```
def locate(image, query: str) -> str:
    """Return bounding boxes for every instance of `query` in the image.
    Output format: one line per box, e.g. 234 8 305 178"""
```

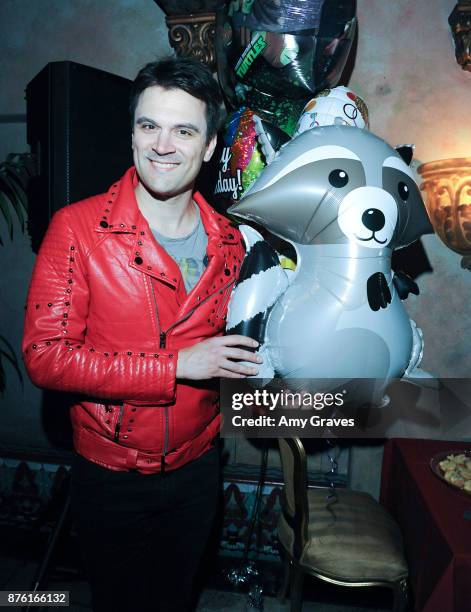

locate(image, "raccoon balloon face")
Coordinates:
228 125 433 250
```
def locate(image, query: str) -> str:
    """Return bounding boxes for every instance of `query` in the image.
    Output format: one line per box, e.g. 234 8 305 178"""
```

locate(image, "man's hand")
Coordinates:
176 335 262 380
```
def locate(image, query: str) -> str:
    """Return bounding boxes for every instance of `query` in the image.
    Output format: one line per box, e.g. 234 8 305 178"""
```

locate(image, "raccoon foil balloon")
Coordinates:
226 125 434 402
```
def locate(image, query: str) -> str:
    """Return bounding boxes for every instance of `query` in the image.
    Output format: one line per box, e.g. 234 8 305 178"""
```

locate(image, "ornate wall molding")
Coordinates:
165 13 216 70
418 158 471 256
154 2 217 70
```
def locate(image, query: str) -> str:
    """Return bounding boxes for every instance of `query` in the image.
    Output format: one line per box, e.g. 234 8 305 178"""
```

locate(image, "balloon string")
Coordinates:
225 441 268 610
325 438 339 518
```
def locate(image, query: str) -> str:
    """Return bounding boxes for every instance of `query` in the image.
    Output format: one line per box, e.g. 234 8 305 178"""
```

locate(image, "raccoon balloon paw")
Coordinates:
393 271 420 299
367 272 392 311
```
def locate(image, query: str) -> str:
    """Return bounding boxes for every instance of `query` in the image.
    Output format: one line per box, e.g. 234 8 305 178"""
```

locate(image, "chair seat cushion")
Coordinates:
278 488 408 583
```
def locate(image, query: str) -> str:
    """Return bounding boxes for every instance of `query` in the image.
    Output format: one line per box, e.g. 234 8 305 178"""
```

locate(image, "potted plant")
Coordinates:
0 152 35 392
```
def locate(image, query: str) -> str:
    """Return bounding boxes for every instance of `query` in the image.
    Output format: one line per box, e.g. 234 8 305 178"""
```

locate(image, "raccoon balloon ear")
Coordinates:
253 114 290 164
395 144 415 166
261 119 290 151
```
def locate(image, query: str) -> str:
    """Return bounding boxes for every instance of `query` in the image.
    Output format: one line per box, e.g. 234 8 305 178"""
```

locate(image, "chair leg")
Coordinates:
392 577 409 612
290 563 304 612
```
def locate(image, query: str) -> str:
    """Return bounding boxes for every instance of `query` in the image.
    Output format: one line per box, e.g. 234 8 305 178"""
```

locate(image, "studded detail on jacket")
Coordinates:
22 167 244 473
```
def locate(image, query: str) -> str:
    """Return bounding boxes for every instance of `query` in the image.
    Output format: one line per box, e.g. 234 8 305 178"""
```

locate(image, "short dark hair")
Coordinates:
130 56 223 143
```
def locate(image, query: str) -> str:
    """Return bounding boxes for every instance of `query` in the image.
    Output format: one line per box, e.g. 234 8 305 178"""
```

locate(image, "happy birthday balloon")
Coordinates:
213 107 290 214
216 0 357 135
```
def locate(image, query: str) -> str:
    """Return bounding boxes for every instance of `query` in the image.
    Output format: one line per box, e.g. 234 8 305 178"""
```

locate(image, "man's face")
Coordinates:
132 85 217 199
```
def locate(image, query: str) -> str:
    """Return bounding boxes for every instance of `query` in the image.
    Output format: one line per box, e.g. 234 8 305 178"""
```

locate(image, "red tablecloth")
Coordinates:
381 439 471 612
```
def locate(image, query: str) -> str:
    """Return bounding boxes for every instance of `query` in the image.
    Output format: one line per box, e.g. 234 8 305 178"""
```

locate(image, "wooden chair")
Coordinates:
277 438 409 612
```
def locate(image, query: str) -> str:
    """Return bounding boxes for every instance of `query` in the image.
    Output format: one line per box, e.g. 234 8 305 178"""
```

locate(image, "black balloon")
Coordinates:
216 0 357 135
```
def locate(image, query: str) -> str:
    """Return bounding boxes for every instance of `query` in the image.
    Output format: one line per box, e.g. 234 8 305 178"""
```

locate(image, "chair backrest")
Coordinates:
278 437 309 558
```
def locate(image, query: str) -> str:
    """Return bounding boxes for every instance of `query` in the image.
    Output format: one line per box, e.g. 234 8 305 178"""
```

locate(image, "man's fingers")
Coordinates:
221 359 259 376
177 335 263 380
218 369 247 379
223 347 262 363
221 335 259 348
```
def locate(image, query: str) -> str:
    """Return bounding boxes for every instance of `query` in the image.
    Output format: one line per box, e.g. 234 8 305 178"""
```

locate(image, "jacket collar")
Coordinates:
94 167 240 292
95 166 238 243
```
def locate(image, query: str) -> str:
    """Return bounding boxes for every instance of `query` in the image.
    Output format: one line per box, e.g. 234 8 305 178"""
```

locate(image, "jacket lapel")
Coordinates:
93 167 241 313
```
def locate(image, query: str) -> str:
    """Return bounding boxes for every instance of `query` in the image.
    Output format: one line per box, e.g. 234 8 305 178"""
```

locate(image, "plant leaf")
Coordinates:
0 335 24 390
0 350 24 388
0 170 20 198
0 191 14 239
0 173 26 230
0 362 5 394
3 170 27 209
4 154 36 184
0 334 18 358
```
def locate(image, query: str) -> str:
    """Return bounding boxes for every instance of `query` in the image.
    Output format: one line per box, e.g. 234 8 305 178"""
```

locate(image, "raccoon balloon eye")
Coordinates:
398 181 409 201
329 169 349 188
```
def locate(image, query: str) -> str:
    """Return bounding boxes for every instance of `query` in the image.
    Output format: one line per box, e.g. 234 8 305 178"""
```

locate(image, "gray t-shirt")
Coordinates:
152 206 208 293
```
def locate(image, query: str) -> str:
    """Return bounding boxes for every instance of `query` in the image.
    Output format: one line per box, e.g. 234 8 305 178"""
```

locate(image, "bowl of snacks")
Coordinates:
430 450 471 495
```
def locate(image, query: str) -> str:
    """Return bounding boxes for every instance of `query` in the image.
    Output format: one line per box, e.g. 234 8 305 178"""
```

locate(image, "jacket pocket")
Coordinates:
95 402 122 436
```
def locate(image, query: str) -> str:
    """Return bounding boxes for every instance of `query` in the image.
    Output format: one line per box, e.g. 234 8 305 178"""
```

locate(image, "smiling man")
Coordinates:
22 57 262 612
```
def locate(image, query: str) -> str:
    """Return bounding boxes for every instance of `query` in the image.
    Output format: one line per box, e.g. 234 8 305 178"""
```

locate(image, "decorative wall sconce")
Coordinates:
154 1 219 70
449 1 471 71
418 158 471 270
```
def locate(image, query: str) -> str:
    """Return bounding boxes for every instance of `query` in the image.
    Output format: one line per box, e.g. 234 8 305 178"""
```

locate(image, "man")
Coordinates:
22 57 262 612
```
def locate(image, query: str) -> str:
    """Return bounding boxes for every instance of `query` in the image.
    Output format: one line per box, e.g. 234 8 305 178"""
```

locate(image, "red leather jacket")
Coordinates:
22 167 244 473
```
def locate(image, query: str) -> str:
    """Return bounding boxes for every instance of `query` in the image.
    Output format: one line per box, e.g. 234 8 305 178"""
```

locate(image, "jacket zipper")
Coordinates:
152 278 235 347
114 404 125 441
150 277 235 472
150 281 169 472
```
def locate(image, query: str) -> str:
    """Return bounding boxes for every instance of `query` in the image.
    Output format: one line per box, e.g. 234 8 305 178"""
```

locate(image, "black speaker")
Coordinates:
26 61 133 251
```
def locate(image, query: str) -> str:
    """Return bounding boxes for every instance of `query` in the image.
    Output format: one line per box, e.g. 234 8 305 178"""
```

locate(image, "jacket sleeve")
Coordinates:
22 206 177 405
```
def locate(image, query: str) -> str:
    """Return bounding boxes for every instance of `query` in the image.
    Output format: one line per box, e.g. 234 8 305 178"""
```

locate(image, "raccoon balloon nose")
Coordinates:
362 208 385 232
